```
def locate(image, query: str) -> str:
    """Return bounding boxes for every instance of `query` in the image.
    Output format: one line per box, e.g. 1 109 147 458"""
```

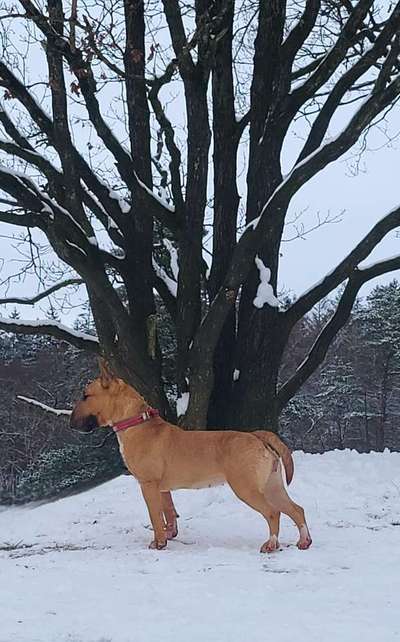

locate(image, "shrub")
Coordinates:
13 438 125 503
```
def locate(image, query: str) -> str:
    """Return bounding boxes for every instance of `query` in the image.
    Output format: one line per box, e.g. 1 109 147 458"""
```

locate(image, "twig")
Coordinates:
16 395 72 416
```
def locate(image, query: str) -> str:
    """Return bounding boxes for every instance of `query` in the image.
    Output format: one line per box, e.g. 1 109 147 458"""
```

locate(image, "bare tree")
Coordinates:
0 0 400 430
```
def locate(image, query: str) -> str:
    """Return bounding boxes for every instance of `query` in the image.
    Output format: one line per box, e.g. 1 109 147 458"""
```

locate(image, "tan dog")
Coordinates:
70 365 312 553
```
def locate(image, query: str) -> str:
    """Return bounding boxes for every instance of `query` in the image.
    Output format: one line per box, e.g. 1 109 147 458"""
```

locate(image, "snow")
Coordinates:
40 203 55 220
244 215 261 232
358 253 400 272
108 189 131 214
1 450 399 642
253 256 280 308
87 235 98 247
65 240 87 256
107 215 120 231
0 163 39 184
176 391 189 417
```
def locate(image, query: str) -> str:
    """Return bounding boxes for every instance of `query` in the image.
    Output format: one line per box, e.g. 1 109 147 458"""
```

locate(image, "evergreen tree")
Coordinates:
353 281 400 450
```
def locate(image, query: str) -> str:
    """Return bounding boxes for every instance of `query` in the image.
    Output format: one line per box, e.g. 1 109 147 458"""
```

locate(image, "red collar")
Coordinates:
112 408 159 433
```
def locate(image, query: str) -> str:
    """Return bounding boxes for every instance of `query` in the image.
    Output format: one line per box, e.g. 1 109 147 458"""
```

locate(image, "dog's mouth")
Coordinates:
70 414 99 433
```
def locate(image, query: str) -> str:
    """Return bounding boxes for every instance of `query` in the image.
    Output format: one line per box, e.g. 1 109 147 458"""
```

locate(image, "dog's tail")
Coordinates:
252 431 294 485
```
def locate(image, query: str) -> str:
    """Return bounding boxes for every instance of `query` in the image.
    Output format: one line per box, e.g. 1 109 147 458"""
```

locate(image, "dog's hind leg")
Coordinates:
140 481 168 550
227 477 281 553
261 508 281 552
264 467 312 550
161 491 179 540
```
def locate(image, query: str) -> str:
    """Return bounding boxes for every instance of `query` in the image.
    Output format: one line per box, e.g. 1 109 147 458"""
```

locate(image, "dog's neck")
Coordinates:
115 388 149 418
110 383 154 436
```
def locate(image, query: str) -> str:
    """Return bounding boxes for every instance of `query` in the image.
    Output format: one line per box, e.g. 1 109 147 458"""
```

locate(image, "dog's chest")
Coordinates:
118 439 125 460
116 435 153 479
117 437 132 469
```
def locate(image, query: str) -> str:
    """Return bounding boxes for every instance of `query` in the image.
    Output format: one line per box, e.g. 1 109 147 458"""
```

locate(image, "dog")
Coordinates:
70 362 312 553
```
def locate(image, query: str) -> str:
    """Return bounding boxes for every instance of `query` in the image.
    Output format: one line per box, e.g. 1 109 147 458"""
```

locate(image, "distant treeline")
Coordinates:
0 280 399 503
280 280 400 453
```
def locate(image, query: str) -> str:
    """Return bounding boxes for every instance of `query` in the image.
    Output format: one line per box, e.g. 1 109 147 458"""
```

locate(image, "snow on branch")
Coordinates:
134 171 175 213
186 77 400 406
16 395 71 417
285 204 400 325
0 316 99 353
0 164 87 238
357 255 400 281
251 75 400 240
152 257 177 297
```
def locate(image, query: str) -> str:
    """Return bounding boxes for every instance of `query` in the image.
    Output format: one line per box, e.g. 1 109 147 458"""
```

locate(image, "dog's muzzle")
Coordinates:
70 412 99 433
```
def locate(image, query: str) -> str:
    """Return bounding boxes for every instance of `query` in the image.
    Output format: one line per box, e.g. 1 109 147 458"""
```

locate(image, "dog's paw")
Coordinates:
260 535 280 553
296 536 312 550
148 539 167 550
166 524 178 540
297 525 312 550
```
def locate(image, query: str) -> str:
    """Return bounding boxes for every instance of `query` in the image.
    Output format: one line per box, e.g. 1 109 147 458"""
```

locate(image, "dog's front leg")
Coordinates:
140 481 167 550
161 491 179 540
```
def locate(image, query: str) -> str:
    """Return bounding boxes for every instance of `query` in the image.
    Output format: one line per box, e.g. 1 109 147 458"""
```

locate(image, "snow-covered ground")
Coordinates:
1 450 400 642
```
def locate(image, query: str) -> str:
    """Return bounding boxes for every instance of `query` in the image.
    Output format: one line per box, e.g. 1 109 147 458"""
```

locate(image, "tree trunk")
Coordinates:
207 1 239 428
232 305 286 431
377 355 392 452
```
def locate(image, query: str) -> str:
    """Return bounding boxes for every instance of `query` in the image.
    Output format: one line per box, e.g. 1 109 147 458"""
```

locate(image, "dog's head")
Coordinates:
70 360 126 433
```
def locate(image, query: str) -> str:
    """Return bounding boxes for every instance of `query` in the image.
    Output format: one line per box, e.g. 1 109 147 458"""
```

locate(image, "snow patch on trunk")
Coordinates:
253 256 280 309
176 392 189 417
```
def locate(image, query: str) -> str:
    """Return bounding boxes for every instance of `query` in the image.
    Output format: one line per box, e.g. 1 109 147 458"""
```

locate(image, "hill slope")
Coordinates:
1 450 400 642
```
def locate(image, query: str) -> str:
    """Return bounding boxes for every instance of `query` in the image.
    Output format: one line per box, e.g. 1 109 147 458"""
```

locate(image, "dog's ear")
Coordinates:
98 358 115 388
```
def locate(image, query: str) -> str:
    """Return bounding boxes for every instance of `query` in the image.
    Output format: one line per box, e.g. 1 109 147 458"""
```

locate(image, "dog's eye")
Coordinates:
82 393 89 401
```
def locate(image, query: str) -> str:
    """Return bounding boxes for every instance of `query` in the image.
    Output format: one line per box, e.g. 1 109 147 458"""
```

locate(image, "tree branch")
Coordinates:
0 166 50 225
0 278 83 306
0 316 99 353
277 254 400 409
6 4 179 232
16 395 71 416
282 0 321 68
161 0 196 79
287 0 376 113
184 74 400 422
285 204 400 326
296 3 400 162
18 0 132 177
148 62 184 213
0 68 130 231
0 136 126 249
